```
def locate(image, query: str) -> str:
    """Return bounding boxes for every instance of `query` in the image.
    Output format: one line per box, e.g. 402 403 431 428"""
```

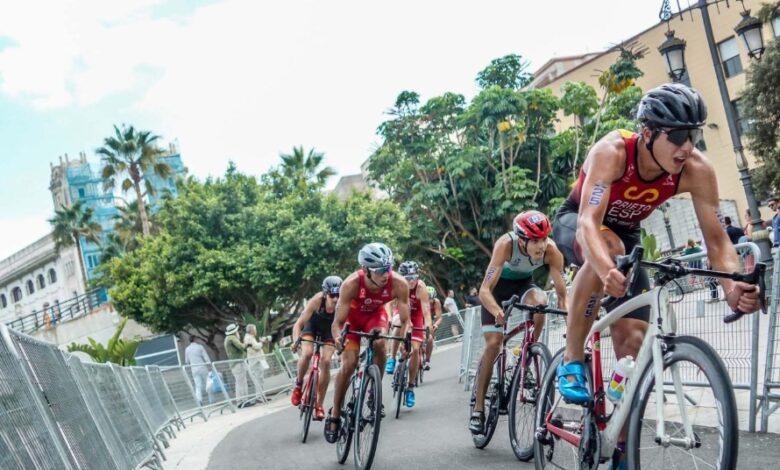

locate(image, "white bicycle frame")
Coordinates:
585 284 694 460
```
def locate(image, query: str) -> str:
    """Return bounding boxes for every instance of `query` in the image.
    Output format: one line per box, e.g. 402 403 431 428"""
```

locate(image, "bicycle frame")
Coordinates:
301 339 322 410
545 285 682 460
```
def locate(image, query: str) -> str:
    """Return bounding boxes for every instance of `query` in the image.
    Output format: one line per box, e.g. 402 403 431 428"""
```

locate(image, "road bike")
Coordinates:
533 246 766 469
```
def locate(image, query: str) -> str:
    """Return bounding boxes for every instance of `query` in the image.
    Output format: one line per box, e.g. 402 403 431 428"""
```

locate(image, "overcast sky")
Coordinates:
0 0 664 259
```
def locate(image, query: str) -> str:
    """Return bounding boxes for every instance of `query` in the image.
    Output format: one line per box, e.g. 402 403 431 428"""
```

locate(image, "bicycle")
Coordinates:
335 327 409 469
417 329 430 386
533 246 766 469
469 296 567 461
295 337 327 444
391 326 427 418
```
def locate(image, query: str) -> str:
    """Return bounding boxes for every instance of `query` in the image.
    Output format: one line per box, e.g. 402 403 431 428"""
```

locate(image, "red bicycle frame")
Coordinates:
300 340 322 412
544 330 607 447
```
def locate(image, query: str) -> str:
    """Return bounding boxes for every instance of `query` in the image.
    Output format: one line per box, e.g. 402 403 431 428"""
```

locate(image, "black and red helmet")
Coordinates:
513 211 551 240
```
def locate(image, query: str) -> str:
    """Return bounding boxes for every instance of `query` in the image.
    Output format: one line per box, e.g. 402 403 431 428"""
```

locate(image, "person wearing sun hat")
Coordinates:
224 323 249 405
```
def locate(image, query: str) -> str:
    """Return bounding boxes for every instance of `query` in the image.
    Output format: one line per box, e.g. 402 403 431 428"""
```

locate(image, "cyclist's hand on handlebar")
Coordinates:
291 339 300 353
726 281 760 314
493 309 505 326
603 267 628 298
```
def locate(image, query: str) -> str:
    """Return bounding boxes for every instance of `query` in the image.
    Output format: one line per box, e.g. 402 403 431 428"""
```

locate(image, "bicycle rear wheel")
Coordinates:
336 377 356 464
394 361 407 419
509 342 551 461
534 349 590 470
470 361 499 449
626 335 738 470
418 349 425 385
301 370 317 443
354 365 382 469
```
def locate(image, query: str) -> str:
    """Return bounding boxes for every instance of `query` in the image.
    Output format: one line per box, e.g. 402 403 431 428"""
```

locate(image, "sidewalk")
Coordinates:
163 398 290 469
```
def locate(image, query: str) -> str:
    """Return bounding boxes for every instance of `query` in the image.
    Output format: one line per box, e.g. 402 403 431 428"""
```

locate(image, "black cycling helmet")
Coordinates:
322 275 342 295
636 83 707 129
398 261 420 276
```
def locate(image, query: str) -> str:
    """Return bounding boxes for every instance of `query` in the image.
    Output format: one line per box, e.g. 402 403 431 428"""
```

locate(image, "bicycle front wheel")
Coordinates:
394 361 407 419
509 342 551 461
354 365 382 470
301 370 317 443
626 335 738 470
336 376 356 464
470 360 500 449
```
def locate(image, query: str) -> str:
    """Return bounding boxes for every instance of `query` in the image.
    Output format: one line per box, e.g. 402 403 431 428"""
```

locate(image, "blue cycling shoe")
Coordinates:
404 388 416 408
607 448 626 470
385 357 396 374
557 360 590 404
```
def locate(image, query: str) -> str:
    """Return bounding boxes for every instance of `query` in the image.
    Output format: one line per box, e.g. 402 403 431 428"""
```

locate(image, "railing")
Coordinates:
4 287 109 335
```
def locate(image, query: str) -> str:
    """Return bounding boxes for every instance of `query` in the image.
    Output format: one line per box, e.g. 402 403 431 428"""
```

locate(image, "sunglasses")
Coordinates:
660 127 703 146
368 266 392 274
327 293 339 299
404 275 419 281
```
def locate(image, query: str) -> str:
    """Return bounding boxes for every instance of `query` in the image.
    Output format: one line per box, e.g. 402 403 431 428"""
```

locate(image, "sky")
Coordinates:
0 0 664 260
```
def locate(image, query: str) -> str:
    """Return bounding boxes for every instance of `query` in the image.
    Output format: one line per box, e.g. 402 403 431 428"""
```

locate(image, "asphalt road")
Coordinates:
207 344 780 470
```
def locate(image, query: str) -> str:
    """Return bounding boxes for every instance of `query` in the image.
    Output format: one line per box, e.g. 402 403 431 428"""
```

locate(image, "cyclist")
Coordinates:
552 83 760 467
324 243 411 443
469 210 568 434
385 261 433 408
424 285 443 371
290 275 342 420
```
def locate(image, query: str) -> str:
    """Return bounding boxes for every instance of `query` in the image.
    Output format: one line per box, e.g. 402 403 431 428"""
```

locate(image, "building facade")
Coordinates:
533 1 779 228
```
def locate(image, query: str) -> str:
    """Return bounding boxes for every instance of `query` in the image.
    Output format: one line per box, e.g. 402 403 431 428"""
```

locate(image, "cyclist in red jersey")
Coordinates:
552 84 760 468
384 261 432 408
290 275 342 420
324 243 411 443
424 286 443 371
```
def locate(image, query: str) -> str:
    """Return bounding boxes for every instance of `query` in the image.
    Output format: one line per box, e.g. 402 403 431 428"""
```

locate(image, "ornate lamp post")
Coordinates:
657 0 771 263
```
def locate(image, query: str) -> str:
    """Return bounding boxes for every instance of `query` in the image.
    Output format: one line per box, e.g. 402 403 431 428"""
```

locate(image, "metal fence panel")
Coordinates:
433 310 464 344
82 362 159 469
0 326 70 470
762 247 780 432
114 366 169 441
131 367 175 436
147 365 185 429
160 365 207 422
7 329 118 470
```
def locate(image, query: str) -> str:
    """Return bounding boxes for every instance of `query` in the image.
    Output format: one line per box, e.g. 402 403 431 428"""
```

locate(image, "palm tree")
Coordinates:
49 201 102 287
279 146 336 192
113 200 145 251
66 317 140 366
96 124 171 236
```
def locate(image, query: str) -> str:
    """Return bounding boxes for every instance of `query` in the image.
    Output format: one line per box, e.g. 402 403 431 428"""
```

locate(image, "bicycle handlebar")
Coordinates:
606 246 767 324
500 295 568 317
337 325 411 355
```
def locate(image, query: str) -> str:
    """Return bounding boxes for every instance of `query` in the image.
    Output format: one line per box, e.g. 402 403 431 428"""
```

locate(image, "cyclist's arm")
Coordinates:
292 293 320 343
546 242 568 311
478 234 512 318
576 133 626 280
332 275 358 343
393 274 411 327
418 281 433 330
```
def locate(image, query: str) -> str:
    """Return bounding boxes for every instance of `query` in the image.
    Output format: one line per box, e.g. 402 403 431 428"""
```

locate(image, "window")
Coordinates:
26 280 34 295
732 99 753 136
48 268 58 284
11 287 22 303
0 294 6 308
77 187 85 198
773 15 780 38
718 37 743 78
37 274 46 289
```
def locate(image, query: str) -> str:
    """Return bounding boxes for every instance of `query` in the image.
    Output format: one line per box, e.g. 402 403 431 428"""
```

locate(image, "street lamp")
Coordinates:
657 0 771 263
660 202 677 251
658 30 687 82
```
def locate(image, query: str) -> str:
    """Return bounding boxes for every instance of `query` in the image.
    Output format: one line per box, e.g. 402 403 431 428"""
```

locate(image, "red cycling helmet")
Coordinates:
513 210 551 240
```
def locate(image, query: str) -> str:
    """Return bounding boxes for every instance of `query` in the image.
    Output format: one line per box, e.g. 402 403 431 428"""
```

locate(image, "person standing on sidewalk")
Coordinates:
185 336 212 406
224 323 250 407
444 289 461 338
244 324 270 393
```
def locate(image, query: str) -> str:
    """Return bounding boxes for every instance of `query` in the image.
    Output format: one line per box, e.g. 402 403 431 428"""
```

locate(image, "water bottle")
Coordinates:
606 356 635 403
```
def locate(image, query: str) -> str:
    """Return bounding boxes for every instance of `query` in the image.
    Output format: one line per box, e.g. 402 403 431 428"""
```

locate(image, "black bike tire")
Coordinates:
470 361 499 449
625 335 739 470
508 342 552 461
533 348 591 470
354 364 382 470
301 370 317 443
395 361 406 419
336 375 355 464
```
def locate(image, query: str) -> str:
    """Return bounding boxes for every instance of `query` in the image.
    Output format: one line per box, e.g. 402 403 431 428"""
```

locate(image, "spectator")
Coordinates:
185 336 212 406
723 216 744 245
768 198 780 248
443 289 462 339
682 239 703 269
244 324 270 392
224 323 250 406
464 287 481 307
742 209 753 241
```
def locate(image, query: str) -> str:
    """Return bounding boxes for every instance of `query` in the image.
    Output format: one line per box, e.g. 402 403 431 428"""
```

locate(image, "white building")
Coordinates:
0 233 85 325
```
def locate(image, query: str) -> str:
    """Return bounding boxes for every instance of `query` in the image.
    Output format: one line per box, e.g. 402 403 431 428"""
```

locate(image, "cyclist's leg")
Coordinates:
364 310 390 377
425 335 433 367
474 330 502 413
331 346 358 421
408 333 423 386
520 287 547 342
386 313 401 374
296 339 315 385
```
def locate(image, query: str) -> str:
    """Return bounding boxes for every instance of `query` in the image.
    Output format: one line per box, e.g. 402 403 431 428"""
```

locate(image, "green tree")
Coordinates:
49 200 102 286
97 124 172 236
559 81 599 179
103 164 406 355
265 146 336 196
591 44 646 144
741 31 780 196
67 317 140 366
476 54 533 90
